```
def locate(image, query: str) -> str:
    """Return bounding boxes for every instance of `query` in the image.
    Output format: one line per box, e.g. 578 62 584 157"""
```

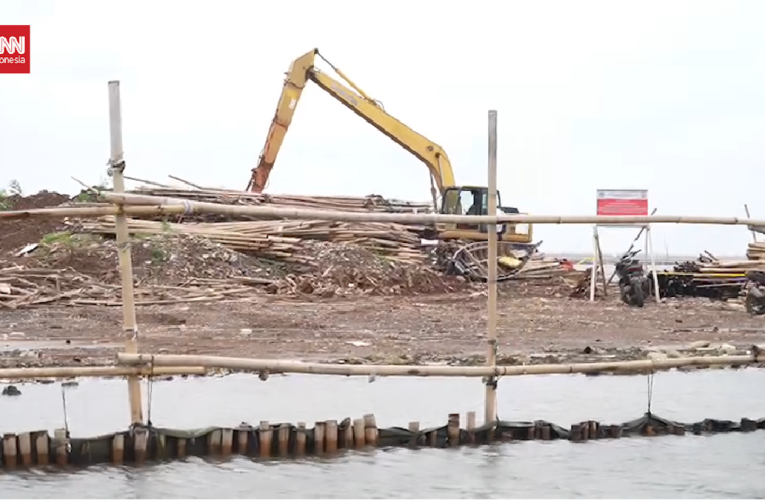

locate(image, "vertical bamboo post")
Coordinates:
341 418 353 449
408 421 420 448
108 80 143 425
485 109 499 426
466 411 476 445
33 431 49 466
353 419 366 448
447 413 461 446
363 414 378 447
3 434 17 468
111 434 125 464
53 428 68 466
18 432 31 466
236 425 250 455
206 429 222 455
295 422 306 456
259 421 272 458
221 428 234 456
277 424 290 457
133 428 149 465
325 420 338 453
314 421 325 455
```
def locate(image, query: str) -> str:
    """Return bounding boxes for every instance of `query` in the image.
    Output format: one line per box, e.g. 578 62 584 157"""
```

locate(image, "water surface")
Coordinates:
2 369 764 498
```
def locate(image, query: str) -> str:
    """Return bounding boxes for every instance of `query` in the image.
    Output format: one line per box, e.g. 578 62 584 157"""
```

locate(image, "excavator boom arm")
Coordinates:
247 49 456 193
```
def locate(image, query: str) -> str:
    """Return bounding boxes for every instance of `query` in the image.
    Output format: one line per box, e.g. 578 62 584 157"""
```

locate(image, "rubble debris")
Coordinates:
0 184 584 308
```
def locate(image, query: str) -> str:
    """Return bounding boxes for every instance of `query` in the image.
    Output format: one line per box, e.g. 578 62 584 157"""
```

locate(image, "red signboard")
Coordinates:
596 189 648 216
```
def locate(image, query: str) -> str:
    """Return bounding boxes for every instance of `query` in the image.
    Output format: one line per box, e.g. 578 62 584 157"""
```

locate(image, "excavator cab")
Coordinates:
439 186 532 243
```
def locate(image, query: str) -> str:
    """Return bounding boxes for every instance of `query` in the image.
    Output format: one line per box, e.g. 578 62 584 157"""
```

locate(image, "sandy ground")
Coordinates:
2 290 764 370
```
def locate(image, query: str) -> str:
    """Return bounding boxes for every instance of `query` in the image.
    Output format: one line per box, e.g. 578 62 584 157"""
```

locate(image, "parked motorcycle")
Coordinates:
615 249 650 308
744 270 765 316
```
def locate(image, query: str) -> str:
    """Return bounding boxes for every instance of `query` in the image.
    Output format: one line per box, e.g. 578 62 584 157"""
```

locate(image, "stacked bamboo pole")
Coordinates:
78 216 426 264
131 185 433 214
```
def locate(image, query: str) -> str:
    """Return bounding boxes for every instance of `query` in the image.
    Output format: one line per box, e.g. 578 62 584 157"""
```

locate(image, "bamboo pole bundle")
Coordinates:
117 351 765 377
77 216 426 264
131 185 433 214
747 242 765 261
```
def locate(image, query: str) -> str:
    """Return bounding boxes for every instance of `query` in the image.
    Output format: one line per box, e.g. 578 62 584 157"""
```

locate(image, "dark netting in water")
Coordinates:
2 412 764 470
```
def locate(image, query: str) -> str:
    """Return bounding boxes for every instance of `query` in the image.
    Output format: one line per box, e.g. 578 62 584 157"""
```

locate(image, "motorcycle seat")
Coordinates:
745 269 765 285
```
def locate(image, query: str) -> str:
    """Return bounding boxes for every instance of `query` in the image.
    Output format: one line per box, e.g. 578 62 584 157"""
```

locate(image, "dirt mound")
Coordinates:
15 233 467 300
281 241 469 297
31 232 279 286
0 190 72 256
3 191 71 211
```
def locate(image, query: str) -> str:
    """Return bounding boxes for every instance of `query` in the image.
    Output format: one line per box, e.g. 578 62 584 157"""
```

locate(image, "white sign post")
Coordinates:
590 189 660 303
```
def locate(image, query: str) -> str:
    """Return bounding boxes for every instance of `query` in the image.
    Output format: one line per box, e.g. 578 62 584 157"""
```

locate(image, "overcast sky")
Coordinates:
1 0 763 255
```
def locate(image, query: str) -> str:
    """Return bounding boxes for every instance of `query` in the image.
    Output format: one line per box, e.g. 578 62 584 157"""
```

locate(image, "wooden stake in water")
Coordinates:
485 110 499 425
108 80 143 425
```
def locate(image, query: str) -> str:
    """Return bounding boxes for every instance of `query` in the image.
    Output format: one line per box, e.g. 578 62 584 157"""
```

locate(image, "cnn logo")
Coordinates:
0 25 30 74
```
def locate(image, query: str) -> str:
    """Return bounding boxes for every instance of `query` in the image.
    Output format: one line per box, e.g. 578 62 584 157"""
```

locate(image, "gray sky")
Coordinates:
1 0 763 256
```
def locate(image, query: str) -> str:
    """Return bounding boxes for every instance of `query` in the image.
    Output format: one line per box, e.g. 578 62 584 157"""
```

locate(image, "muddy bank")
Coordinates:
1 293 763 373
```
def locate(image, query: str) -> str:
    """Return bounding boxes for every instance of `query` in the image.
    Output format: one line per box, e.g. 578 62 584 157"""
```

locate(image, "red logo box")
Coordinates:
0 25 30 74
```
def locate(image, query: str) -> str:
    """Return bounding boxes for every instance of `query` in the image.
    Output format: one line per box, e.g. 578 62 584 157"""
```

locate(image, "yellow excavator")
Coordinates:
246 48 533 244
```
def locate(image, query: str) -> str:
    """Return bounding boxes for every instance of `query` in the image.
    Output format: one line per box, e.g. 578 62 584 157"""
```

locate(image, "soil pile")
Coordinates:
0 191 72 256
31 232 279 286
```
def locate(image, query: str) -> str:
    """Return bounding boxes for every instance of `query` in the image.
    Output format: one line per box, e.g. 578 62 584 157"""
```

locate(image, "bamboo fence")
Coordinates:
3 411 763 470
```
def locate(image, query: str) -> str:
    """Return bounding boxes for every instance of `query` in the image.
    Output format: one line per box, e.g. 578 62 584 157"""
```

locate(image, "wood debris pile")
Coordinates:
2 230 469 308
0 263 270 309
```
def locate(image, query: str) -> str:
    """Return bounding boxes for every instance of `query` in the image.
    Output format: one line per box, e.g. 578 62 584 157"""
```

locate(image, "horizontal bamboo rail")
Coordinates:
1 411 763 470
0 366 207 380
3 194 765 227
117 351 765 377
